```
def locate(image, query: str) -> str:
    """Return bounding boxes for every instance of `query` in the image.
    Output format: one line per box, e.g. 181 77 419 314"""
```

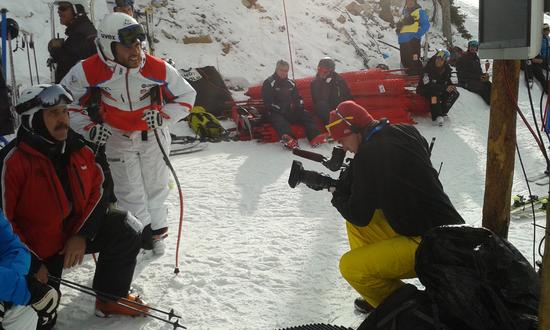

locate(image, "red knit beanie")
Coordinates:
326 101 374 141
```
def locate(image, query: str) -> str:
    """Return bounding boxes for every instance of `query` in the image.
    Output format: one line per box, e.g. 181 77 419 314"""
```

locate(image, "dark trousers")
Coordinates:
399 38 423 75
269 109 321 141
314 101 331 125
461 79 492 105
38 210 141 329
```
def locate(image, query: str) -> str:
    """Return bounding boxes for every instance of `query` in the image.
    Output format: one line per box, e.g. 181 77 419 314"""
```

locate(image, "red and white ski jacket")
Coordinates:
61 51 196 136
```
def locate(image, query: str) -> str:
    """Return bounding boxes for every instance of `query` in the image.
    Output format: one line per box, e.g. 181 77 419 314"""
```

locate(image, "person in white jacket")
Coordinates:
61 13 196 255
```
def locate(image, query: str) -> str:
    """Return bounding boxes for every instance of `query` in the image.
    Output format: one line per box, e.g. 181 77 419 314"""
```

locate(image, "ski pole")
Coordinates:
49 278 187 329
377 39 400 51
30 33 39 84
1 8 7 79
22 33 33 85
47 275 182 320
149 87 185 274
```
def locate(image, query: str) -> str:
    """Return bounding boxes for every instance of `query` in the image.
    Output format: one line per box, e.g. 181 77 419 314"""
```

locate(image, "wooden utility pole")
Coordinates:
440 0 452 46
482 60 520 239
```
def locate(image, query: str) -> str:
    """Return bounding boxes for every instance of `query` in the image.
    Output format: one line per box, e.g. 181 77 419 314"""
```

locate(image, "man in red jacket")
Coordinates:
0 84 145 329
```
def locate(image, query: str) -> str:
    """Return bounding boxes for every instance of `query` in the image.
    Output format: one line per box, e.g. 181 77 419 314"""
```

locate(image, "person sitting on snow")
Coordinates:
416 49 459 126
0 84 146 329
261 60 327 149
47 0 97 83
61 13 196 255
310 57 353 125
522 23 550 94
1 211 59 330
326 100 464 314
456 40 492 105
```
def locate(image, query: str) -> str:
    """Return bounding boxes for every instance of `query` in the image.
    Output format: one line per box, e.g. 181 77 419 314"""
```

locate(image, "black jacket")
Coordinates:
456 51 483 83
417 56 453 97
261 73 303 113
332 121 464 236
310 71 352 112
0 64 14 135
50 15 97 83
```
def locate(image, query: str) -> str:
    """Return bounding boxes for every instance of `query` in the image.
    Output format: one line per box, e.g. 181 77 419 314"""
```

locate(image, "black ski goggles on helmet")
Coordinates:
118 24 146 48
16 85 74 114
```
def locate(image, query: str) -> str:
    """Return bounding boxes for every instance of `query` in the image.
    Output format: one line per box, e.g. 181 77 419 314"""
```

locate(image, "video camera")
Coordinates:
288 146 350 192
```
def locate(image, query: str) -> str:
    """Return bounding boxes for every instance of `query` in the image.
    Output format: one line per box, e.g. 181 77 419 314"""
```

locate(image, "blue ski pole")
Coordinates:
1 8 7 80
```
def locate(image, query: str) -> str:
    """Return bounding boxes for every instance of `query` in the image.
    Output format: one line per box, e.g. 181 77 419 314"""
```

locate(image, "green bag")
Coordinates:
187 106 224 139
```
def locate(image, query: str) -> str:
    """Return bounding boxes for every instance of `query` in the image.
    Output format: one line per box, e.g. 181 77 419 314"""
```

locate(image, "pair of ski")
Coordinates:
510 194 548 218
170 135 207 156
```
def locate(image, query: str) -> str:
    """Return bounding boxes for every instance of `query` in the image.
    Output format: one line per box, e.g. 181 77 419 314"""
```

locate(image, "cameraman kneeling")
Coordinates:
326 101 464 313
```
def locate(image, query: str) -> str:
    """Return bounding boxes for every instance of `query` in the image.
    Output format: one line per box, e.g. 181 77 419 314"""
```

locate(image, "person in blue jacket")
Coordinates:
396 0 430 75
0 212 59 329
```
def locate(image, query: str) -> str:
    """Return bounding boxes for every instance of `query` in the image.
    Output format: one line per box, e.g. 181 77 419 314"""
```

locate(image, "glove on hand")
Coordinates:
47 38 65 59
143 110 163 129
27 276 59 325
88 124 112 146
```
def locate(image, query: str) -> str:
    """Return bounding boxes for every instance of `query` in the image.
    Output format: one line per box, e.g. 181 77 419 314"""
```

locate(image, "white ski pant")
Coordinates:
1 306 38 330
106 128 171 231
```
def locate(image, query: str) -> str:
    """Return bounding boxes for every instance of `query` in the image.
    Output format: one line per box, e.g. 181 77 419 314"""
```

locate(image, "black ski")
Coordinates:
170 143 207 156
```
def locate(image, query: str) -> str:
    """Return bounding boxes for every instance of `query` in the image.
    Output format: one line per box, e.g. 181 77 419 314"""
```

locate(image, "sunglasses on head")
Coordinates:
16 85 74 115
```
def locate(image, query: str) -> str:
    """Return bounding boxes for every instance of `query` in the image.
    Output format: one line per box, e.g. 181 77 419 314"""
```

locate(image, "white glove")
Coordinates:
143 110 164 129
88 124 112 146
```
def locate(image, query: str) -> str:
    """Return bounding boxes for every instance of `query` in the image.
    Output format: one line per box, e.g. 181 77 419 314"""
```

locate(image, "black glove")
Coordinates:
395 21 403 33
27 276 59 325
47 38 64 59
335 162 354 197
141 224 153 250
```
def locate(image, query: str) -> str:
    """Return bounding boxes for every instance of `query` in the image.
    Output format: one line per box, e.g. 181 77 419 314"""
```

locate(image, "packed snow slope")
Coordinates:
1 0 548 329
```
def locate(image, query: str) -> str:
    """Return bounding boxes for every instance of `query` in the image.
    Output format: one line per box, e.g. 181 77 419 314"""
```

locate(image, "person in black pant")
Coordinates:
310 57 353 125
262 60 326 149
417 49 459 126
0 64 14 137
456 40 492 105
48 1 97 83
0 84 147 329
396 0 430 75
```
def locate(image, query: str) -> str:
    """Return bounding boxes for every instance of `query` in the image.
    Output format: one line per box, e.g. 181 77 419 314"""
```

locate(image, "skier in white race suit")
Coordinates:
61 13 196 255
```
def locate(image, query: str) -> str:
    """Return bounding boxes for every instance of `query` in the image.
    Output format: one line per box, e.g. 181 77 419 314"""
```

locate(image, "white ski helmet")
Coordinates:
53 0 90 16
16 84 74 129
97 12 145 61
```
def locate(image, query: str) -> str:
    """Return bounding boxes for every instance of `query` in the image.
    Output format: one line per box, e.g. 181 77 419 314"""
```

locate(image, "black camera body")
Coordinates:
288 146 351 192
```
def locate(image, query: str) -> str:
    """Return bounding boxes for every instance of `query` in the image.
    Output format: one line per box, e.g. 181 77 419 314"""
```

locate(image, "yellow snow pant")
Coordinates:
339 209 421 308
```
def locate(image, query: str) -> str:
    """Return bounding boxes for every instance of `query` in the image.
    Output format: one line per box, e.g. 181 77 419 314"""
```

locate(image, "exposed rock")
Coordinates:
222 42 232 55
336 15 346 24
161 29 176 40
345 1 363 16
183 35 213 44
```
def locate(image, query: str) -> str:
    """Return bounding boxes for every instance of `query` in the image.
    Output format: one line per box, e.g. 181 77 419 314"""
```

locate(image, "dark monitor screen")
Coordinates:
480 0 531 49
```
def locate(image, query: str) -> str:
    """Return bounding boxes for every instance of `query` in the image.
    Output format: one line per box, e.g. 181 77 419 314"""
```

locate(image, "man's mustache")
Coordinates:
54 123 69 131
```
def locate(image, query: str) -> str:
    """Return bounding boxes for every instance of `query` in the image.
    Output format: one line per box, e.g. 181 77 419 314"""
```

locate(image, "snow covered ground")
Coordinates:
1 0 548 329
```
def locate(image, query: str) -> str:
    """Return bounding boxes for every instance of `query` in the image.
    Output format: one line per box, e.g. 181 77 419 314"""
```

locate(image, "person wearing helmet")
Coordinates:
0 211 60 330
325 100 464 313
106 0 134 16
47 0 97 83
456 40 492 105
61 13 196 256
416 49 459 126
310 57 352 125
261 60 327 149
0 84 146 327
523 23 550 93
395 0 430 75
